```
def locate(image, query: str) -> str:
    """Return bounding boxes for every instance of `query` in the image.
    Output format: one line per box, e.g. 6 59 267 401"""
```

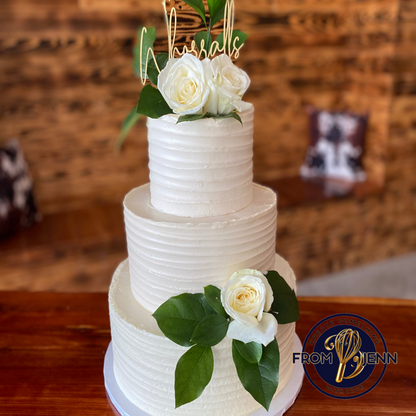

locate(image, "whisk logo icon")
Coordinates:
296 313 397 399
325 328 365 383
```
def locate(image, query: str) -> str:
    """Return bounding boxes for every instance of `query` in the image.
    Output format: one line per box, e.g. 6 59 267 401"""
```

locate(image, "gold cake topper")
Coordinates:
116 0 249 148
140 0 244 85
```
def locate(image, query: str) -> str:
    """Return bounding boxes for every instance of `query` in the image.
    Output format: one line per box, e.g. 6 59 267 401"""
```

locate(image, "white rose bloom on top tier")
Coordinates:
205 54 251 115
157 53 251 116
151 54 254 217
158 54 211 115
221 269 278 346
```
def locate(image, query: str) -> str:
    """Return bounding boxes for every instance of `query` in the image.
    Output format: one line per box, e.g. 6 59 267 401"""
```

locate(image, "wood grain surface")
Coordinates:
0 176 382 293
0 203 127 292
0 291 414 415
0 0 398 211
1 0 416 282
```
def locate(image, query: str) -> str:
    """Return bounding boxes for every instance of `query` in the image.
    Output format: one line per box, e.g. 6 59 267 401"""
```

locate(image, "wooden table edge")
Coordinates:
298 296 416 306
1 291 415 307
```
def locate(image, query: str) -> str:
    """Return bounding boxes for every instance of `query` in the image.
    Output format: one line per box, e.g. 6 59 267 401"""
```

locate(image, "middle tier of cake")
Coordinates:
124 183 278 313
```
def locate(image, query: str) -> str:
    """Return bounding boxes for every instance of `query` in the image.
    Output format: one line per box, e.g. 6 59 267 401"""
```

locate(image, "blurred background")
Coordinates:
0 0 415 298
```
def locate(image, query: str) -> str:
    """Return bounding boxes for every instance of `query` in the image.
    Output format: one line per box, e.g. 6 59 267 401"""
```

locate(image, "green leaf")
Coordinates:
232 338 280 411
233 340 263 364
195 31 212 58
182 0 207 25
147 52 169 85
215 30 247 51
177 114 206 124
153 293 215 347
208 0 227 27
133 26 156 79
221 112 242 124
191 314 229 346
208 112 242 124
136 84 173 119
177 112 243 125
115 105 141 151
175 345 214 408
204 285 228 318
265 270 299 324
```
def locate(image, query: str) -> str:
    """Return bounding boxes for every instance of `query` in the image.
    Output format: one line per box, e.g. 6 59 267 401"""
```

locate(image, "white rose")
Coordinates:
205 54 251 115
221 269 277 346
158 54 211 115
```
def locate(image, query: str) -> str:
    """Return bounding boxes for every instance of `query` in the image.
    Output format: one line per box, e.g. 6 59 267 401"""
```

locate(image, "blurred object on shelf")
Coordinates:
0 139 41 240
300 107 368 183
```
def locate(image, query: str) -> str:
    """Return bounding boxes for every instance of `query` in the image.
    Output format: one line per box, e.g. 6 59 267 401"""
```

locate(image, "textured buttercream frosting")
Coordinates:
124 182 277 314
147 106 254 217
109 255 296 416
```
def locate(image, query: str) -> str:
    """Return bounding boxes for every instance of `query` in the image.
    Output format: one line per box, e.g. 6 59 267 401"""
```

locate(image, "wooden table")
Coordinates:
0 292 415 415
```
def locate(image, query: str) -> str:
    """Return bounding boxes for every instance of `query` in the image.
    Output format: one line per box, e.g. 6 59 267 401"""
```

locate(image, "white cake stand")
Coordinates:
104 334 304 416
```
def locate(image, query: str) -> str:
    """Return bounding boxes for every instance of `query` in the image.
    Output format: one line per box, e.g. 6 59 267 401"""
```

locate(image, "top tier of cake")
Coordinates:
147 106 254 218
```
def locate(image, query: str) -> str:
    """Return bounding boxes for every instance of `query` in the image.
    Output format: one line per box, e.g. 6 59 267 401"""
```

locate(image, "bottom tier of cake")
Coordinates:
109 255 296 416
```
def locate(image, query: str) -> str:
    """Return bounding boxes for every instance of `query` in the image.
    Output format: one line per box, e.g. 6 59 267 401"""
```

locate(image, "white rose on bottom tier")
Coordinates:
221 269 278 346
205 54 251 115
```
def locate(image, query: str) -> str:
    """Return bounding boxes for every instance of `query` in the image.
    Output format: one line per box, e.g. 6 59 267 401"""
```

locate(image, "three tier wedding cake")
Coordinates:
108 1 299 415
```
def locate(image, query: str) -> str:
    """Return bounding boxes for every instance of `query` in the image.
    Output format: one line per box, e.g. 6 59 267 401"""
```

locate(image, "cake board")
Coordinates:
104 334 304 416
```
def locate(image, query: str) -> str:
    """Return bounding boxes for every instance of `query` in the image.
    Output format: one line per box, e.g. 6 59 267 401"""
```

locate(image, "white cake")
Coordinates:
124 182 276 313
109 105 296 415
109 256 296 416
147 106 254 217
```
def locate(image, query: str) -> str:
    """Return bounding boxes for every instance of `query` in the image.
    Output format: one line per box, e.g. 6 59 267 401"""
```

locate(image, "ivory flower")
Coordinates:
158 53 211 115
205 54 251 115
221 269 277 346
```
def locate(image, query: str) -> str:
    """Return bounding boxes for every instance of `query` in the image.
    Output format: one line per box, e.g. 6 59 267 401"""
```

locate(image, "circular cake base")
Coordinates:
104 334 304 416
